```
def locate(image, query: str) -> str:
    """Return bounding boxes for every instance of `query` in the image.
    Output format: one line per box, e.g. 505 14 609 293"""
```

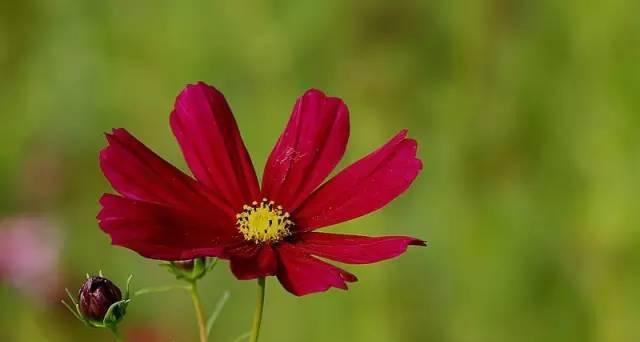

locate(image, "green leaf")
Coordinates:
206 257 219 272
206 290 230 336
61 299 83 322
124 274 133 300
64 288 78 306
133 284 189 297
232 332 251 342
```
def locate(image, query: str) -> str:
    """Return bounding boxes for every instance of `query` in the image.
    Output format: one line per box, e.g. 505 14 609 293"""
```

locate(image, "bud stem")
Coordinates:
189 282 208 342
109 325 123 342
249 277 266 342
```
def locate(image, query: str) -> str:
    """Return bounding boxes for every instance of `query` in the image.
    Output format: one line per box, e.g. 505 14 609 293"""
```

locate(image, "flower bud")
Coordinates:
78 276 122 322
172 258 197 271
166 257 216 282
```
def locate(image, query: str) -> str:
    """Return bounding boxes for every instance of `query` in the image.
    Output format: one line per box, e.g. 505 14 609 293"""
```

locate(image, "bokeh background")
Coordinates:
1 1 639 341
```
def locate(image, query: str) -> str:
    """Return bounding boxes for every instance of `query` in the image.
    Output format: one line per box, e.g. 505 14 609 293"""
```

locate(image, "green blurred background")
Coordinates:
1 1 639 341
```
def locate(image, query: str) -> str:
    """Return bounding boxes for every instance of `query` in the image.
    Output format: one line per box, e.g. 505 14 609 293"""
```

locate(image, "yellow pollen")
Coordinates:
236 198 294 243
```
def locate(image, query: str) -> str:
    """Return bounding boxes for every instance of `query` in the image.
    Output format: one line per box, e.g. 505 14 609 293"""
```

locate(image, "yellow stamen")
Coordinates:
237 198 293 243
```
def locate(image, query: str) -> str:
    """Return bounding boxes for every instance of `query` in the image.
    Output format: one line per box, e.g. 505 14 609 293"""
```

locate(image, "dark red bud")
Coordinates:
78 276 122 321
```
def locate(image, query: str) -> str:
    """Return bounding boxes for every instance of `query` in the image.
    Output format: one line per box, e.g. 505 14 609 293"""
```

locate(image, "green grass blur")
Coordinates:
1 1 639 341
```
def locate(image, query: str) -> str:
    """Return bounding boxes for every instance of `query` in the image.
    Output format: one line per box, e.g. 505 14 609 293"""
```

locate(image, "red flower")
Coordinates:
98 82 424 296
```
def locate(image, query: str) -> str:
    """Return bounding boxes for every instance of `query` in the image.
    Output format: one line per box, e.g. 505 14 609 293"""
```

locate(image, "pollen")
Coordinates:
236 198 294 243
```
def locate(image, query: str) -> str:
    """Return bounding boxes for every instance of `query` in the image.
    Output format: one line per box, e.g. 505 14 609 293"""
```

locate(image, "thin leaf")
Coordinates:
133 285 189 297
65 288 78 306
125 274 134 299
206 257 219 272
232 332 251 342
206 291 230 336
61 300 82 321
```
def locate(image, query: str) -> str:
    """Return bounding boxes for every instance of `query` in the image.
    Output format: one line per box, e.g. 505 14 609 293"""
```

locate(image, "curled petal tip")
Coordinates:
302 88 326 97
410 239 427 247
341 272 358 283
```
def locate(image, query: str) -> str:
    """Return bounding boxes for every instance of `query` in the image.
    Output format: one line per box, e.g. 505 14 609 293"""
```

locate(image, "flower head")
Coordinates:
98 82 424 296
63 274 132 329
79 276 123 321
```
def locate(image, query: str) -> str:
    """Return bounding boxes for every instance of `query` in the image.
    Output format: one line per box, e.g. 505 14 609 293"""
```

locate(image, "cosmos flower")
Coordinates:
98 82 424 296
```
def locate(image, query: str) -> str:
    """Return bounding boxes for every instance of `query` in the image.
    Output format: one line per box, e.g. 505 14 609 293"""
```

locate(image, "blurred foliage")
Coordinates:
1 0 640 341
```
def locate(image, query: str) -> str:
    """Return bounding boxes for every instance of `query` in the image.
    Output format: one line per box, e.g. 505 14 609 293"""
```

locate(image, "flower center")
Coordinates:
236 198 293 243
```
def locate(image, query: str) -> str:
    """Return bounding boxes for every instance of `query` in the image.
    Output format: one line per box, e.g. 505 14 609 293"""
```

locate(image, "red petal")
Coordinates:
293 232 425 264
170 82 259 211
98 194 237 260
294 130 422 231
261 89 349 212
229 245 278 280
276 243 357 296
99 128 232 215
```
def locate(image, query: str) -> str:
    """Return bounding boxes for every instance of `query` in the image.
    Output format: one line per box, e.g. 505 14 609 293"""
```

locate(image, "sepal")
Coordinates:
162 257 218 283
101 298 131 327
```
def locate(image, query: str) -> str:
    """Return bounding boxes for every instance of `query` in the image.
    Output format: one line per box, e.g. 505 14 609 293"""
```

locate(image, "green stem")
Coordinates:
189 282 208 342
249 277 266 342
133 284 190 297
109 325 123 342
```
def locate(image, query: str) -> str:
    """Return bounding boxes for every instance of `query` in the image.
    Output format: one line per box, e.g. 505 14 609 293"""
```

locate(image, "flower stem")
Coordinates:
189 282 208 342
109 325 123 342
249 277 266 342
